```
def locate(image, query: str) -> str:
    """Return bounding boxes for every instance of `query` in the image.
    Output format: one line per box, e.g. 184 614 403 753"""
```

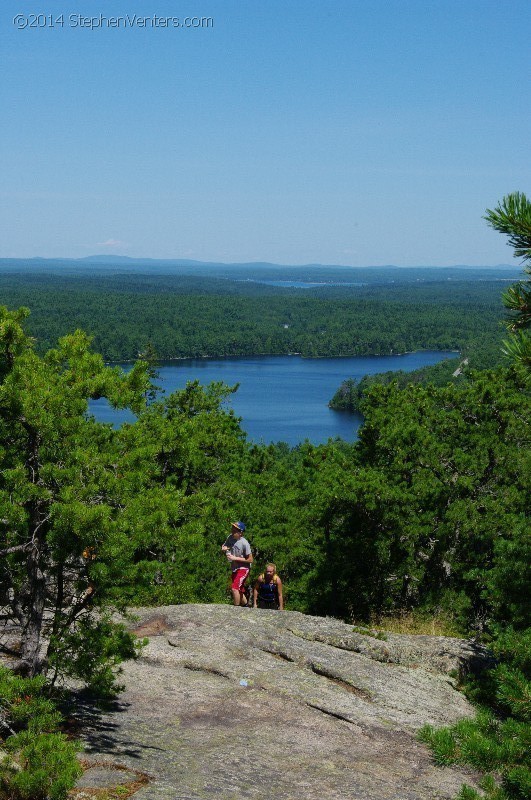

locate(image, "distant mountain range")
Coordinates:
1 255 520 270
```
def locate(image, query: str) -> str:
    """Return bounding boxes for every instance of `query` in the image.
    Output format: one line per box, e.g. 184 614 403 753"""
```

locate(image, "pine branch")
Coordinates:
0 542 32 556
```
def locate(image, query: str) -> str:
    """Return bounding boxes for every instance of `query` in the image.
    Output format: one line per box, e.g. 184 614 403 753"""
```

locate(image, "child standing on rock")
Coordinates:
221 521 253 606
253 563 283 610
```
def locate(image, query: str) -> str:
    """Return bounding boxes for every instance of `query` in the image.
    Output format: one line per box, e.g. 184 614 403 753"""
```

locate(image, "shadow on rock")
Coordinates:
61 689 165 760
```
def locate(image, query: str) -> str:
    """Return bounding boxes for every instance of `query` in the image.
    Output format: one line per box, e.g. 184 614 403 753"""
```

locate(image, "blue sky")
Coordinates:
1 0 530 265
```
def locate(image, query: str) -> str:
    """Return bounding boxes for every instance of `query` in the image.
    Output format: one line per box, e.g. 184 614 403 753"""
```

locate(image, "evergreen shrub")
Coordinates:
0 666 82 800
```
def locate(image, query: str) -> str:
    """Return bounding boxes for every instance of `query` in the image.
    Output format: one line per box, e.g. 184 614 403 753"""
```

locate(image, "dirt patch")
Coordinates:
130 614 172 637
71 760 149 799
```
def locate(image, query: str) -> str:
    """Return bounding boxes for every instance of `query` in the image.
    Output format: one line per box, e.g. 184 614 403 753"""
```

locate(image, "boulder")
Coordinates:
74 605 485 799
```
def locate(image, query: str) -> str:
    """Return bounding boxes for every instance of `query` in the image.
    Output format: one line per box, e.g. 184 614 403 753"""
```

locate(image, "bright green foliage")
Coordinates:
417 527 530 799
420 710 530 772
502 331 531 370
494 664 531 722
47 616 144 697
492 628 531 675
420 698 530 799
0 665 82 800
0 666 60 733
100 380 248 607
485 192 531 263
485 192 531 368
3 733 82 800
305 367 531 627
214 364 530 628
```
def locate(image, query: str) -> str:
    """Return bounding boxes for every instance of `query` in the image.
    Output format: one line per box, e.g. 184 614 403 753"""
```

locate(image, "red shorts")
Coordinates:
231 567 250 591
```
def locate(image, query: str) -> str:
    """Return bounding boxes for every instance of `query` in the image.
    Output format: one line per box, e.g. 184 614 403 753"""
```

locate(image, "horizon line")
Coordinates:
0 255 521 270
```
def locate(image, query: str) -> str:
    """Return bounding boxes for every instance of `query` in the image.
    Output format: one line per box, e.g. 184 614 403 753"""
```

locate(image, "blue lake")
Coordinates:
236 279 367 288
90 351 457 446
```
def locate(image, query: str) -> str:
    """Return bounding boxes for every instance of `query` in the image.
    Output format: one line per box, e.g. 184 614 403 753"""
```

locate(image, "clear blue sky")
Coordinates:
1 0 530 265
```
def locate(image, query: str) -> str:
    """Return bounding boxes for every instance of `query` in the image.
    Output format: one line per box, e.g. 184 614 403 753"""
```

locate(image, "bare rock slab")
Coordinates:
76 605 484 800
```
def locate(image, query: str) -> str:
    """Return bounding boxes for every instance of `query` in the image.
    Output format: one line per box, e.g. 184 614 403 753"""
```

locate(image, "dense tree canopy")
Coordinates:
0 269 508 364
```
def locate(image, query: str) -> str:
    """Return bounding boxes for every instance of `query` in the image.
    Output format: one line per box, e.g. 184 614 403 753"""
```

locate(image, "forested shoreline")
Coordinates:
0 268 509 367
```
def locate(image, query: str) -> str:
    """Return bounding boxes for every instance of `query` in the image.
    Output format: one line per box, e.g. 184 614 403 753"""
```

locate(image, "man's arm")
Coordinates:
227 551 253 565
276 577 284 610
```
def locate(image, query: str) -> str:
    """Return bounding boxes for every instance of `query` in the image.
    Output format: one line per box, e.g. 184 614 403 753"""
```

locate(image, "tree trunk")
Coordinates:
18 543 47 676
12 424 48 676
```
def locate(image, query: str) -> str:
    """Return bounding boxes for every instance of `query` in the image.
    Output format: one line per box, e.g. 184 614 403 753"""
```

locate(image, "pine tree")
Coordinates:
0 307 151 684
484 192 531 368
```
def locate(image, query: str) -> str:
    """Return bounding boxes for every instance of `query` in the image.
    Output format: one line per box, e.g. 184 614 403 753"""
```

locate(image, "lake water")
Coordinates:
237 279 367 288
90 351 457 446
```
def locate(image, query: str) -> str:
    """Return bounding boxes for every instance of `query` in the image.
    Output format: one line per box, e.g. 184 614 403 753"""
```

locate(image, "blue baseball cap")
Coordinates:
232 521 246 532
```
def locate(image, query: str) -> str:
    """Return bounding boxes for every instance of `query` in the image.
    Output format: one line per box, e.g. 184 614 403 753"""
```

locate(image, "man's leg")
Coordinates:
231 568 249 606
239 581 250 606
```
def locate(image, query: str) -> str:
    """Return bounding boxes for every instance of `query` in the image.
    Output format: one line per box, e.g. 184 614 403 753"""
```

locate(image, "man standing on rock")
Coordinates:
221 521 253 606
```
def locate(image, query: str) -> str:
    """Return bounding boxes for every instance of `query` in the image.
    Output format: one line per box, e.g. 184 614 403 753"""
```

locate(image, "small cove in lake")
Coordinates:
90 350 457 446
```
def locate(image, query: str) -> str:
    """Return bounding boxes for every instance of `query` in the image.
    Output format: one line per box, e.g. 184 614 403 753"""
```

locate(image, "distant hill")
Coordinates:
0 255 520 271
0 257 522 293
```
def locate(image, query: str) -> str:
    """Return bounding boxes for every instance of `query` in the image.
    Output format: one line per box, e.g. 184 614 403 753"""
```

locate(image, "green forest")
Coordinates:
0 195 530 800
0 267 513 366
